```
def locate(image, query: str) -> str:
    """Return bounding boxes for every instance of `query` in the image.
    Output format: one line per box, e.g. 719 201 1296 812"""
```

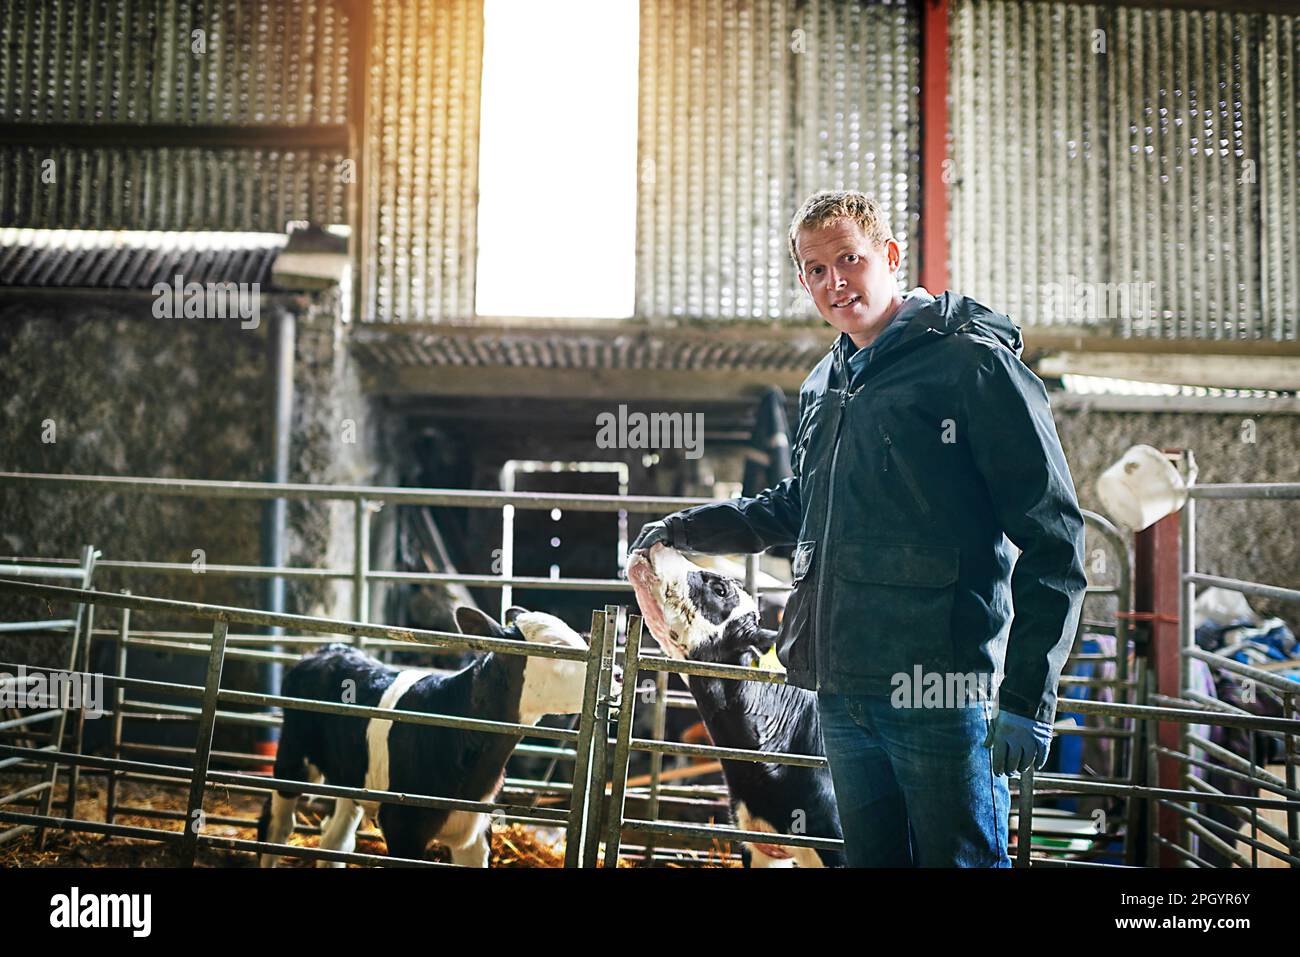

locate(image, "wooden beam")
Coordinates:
352 319 834 349
1025 331 1300 358
1038 352 1300 391
363 364 808 402
0 123 351 150
1049 392 1300 414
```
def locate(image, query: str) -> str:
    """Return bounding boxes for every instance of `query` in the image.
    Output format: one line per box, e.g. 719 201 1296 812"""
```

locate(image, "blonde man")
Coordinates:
631 190 1087 867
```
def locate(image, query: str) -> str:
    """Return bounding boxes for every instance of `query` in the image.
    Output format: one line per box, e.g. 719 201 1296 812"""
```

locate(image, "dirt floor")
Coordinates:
0 774 736 867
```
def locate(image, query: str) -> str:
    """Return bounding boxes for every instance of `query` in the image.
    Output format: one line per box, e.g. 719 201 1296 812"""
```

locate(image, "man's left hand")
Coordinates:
984 709 1054 776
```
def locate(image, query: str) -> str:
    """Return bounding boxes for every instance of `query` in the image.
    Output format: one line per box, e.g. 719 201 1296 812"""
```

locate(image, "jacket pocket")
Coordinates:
792 399 825 480
828 540 960 681
878 425 931 519
775 540 817 676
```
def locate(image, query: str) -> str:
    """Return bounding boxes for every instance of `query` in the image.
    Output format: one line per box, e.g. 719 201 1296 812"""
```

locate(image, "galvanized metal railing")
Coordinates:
0 547 98 851
1165 475 1300 867
2 471 1296 867
0 576 624 867
0 474 1153 866
593 617 1299 868
0 469 736 863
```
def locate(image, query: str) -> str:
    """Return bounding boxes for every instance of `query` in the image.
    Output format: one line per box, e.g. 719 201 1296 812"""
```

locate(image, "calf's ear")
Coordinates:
454 606 506 638
503 605 529 626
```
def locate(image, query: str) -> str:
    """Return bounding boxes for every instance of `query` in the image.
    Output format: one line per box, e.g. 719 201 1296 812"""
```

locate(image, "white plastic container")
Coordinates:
1096 445 1198 531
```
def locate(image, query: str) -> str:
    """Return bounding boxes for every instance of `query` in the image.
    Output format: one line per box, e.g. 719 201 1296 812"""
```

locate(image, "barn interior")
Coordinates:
0 0 1297 884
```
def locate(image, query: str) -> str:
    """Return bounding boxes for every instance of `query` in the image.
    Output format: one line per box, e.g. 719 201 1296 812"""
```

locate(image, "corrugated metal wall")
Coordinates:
1259 12 1299 342
0 148 354 231
2 0 1290 338
950 0 1298 342
636 0 920 321
0 0 354 231
363 0 484 323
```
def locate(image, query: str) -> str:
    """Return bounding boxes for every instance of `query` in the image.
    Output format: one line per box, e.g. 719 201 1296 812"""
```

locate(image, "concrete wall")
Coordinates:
1055 406 1299 628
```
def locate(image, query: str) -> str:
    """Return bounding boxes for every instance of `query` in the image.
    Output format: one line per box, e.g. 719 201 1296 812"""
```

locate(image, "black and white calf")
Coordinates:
627 543 844 867
257 606 588 867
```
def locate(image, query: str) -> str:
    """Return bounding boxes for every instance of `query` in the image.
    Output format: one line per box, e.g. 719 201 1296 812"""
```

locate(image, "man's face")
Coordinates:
796 218 902 347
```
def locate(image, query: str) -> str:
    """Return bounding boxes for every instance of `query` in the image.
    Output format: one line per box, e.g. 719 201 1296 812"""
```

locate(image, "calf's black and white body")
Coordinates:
257 606 588 867
627 543 844 867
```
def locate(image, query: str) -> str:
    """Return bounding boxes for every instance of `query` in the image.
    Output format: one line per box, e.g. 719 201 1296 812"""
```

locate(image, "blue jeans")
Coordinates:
817 692 1011 867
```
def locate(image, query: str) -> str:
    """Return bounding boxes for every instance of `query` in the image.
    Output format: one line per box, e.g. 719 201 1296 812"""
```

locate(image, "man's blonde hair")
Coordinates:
788 190 894 274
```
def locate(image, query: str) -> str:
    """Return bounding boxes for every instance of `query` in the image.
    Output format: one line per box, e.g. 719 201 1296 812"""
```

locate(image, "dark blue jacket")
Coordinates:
663 292 1088 723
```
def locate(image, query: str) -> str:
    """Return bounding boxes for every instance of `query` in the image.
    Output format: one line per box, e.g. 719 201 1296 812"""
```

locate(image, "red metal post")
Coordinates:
919 0 951 295
1134 511 1183 867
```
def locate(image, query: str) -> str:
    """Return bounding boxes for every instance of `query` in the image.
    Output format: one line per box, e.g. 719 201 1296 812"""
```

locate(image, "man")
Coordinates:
628 190 1088 867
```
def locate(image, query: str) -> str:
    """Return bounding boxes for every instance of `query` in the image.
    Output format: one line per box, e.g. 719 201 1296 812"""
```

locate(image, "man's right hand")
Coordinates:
629 519 673 554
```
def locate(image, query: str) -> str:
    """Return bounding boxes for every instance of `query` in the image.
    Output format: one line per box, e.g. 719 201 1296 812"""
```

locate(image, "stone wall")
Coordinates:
0 292 391 754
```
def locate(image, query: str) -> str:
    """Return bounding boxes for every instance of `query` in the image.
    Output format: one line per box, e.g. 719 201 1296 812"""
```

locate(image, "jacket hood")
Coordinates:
830 291 1024 387
924 291 1024 358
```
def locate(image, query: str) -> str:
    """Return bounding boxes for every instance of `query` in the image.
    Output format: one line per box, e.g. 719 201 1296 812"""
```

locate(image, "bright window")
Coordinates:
475 0 639 319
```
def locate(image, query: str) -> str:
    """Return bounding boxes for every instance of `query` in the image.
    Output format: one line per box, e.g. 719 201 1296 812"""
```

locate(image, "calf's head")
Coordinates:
626 544 767 665
454 606 590 724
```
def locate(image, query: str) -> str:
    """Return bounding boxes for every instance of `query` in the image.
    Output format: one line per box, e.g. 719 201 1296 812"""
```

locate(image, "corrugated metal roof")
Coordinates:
0 228 286 289
351 326 830 373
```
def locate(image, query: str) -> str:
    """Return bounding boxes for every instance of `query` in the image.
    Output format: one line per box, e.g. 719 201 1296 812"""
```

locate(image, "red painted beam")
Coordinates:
919 0 950 295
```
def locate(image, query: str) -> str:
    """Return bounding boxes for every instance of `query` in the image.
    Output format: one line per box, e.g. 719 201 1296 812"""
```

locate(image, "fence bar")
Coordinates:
353 498 372 630
1189 483 1300 500
178 620 229 865
0 808 184 845
581 605 618 868
621 818 842 852
1183 775 1297 848
0 782 53 807
603 614 643 865
1159 800 1300 866
563 609 607 867
1156 743 1300 800
1184 573 1300 606
5 465 1296 869
0 710 62 732
63 599 96 819
35 545 95 849
0 580 589 663
1184 646 1300 695
0 471 719 512
0 620 75 633
1153 833 1215 868
630 737 827 769
645 668 669 864
1016 768 1035 867
106 595 130 825
196 833 448 868
1287 694 1299 858
0 744 570 825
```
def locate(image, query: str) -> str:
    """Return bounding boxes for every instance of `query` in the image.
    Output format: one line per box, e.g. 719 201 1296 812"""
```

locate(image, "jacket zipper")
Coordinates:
878 425 932 518
808 323 943 684
812 385 857 686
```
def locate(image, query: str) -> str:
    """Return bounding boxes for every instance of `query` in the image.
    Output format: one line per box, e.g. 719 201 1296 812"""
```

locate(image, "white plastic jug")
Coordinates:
1096 445 1197 531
